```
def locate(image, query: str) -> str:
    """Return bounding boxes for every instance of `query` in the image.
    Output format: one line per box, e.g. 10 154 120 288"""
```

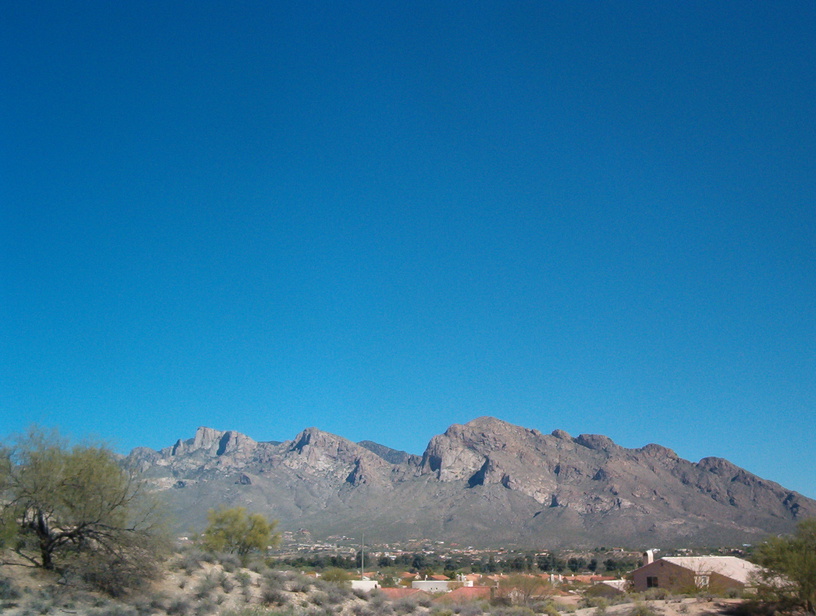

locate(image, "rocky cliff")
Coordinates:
128 417 815 548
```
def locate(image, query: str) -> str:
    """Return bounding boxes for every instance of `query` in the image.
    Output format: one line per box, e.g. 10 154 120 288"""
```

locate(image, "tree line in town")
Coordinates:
276 550 640 576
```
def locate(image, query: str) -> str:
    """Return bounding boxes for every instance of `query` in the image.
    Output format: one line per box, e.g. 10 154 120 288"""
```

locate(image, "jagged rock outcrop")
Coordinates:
163 426 258 459
128 417 816 548
358 440 419 465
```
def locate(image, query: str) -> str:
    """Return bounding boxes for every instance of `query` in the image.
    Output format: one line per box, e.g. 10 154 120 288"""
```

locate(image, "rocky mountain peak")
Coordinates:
285 427 393 479
167 426 258 458
463 416 543 439
193 426 223 450
290 427 356 456
575 434 618 452
357 440 419 465
131 417 816 548
638 443 679 459
697 456 739 475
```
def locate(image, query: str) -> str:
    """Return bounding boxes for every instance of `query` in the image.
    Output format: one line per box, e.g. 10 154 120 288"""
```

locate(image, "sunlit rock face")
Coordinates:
127 417 816 548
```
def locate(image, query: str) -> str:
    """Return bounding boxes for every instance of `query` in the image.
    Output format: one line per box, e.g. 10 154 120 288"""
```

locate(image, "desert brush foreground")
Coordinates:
0 547 763 616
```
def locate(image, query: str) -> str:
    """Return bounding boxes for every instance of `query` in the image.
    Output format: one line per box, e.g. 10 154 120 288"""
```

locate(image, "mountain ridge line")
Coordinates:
127 416 815 549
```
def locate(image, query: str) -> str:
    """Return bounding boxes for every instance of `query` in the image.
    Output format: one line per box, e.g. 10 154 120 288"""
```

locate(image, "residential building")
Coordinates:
631 556 763 593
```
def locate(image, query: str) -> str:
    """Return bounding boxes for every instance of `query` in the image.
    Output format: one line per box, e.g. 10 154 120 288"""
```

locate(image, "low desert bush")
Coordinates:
264 570 294 588
131 593 168 616
236 570 253 588
369 592 387 609
218 553 242 572
166 596 195 616
69 550 160 597
175 548 206 573
642 588 669 601
352 604 376 616
249 559 269 574
261 587 288 606
221 608 297 616
195 572 221 599
311 591 329 606
197 596 220 614
719 599 783 616
533 601 561 616
89 604 139 616
0 575 21 602
494 607 537 616
324 584 350 604
627 601 662 616
371 597 395 616
456 603 485 616
221 573 236 593
22 596 56 616
290 578 313 593
392 596 419 614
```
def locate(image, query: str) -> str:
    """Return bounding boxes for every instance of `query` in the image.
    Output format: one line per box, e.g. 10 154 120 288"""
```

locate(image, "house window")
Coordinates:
646 576 658 588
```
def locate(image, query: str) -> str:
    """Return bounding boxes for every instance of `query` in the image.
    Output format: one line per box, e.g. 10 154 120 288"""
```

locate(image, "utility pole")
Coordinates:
360 531 365 580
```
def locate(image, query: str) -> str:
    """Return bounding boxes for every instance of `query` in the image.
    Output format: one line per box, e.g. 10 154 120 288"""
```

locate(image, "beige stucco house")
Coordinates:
631 555 763 593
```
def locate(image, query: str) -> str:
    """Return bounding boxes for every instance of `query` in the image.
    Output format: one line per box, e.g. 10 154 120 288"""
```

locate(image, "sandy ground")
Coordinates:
573 598 744 616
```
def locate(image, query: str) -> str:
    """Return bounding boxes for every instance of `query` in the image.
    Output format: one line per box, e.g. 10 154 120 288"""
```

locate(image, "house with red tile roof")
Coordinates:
562 574 617 584
435 586 493 602
378 587 430 600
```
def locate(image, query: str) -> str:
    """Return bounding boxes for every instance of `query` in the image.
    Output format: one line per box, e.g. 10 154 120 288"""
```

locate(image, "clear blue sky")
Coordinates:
2 2 814 498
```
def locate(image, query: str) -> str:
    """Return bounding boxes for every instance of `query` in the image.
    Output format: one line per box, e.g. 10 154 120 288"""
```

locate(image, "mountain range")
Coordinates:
127 417 814 548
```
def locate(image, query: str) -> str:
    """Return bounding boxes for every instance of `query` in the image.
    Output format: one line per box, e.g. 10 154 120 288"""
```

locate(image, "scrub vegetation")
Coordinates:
0 428 168 595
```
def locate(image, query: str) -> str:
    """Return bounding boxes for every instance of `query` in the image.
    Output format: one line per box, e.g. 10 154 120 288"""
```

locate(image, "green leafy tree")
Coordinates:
0 427 167 592
201 506 279 563
377 555 392 568
753 518 816 612
321 567 351 584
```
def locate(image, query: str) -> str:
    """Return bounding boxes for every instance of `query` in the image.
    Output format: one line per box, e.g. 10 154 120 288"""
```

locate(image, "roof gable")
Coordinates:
656 557 762 584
